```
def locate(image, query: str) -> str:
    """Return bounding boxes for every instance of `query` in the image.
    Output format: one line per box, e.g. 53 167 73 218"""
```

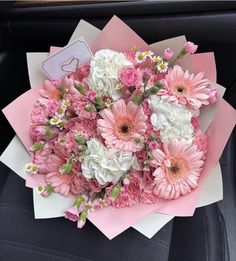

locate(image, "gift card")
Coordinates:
42 37 93 79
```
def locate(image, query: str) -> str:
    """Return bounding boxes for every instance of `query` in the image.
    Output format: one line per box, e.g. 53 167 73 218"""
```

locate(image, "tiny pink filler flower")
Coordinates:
97 99 147 152
151 139 205 200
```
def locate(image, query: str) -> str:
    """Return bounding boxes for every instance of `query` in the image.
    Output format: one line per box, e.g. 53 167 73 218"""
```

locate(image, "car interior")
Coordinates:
0 1 235 261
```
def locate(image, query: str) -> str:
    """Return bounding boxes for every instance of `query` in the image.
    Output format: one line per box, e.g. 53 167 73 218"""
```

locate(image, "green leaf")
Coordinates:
75 135 86 145
75 84 86 95
30 142 44 152
45 184 54 194
79 211 87 222
110 184 121 200
85 103 96 112
74 196 85 208
60 163 72 174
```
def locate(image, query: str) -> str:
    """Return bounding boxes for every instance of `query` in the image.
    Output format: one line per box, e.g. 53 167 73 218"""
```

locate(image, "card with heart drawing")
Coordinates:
42 37 93 79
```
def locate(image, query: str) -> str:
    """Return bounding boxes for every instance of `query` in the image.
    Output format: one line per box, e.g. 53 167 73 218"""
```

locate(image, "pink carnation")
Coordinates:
45 100 60 117
31 103 48 126
193 130 208 155
119 67 142 87
71 94 97 120
64 207 79 222
88 179 102 193
140 186 159 204
33 144 64 174
31 126 59 142
72 63 90 82
110 187 135 208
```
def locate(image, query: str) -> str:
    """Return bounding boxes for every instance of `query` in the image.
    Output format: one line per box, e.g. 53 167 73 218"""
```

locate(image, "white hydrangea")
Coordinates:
88 49 132 100
149 96 194 141
81 138 134 185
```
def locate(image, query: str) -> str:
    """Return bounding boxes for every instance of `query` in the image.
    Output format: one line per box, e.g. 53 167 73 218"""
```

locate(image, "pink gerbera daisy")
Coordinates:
46 172 75 196
159 65 210 109
97 99 147 152
151 139 205 199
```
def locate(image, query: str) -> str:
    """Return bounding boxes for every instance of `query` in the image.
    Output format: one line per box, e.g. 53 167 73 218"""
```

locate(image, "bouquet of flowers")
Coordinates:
1 16 236 239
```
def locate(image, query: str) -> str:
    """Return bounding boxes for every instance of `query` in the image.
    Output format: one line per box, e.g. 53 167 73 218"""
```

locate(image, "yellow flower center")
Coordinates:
172 83 189 95
160 63 167 70
115 118 134 141
166 157 189 181
137 53 144 60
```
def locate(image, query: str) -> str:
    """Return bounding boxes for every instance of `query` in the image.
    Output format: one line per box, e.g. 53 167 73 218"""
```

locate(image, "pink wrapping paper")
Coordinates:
2 16 236 239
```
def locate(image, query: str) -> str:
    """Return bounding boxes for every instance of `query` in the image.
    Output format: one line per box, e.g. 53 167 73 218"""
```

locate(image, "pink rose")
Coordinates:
208 88 217 104
119 67 142 87
184 41 198 54
88 179 102 193
135 150 147 163
163 48 173 60
126 175 141 196
70 174 89 195
64 207 79 222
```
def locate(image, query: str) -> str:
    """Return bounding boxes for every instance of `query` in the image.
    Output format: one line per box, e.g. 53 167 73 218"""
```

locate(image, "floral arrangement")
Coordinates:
25 41 218 228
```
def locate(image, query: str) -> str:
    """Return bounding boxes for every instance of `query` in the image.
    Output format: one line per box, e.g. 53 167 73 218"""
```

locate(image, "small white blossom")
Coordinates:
25 163 38 174
157 62 169 73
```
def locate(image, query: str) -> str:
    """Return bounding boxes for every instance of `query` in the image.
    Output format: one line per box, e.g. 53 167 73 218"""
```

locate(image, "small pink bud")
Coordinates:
77 219 86 228
163 48 173 60
41 191 50 197
184 41 198 54
87 91 96 103
51 79 61 87
149 141 159 150
208 89 218 104
123 178 130 186
143 68 152 79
